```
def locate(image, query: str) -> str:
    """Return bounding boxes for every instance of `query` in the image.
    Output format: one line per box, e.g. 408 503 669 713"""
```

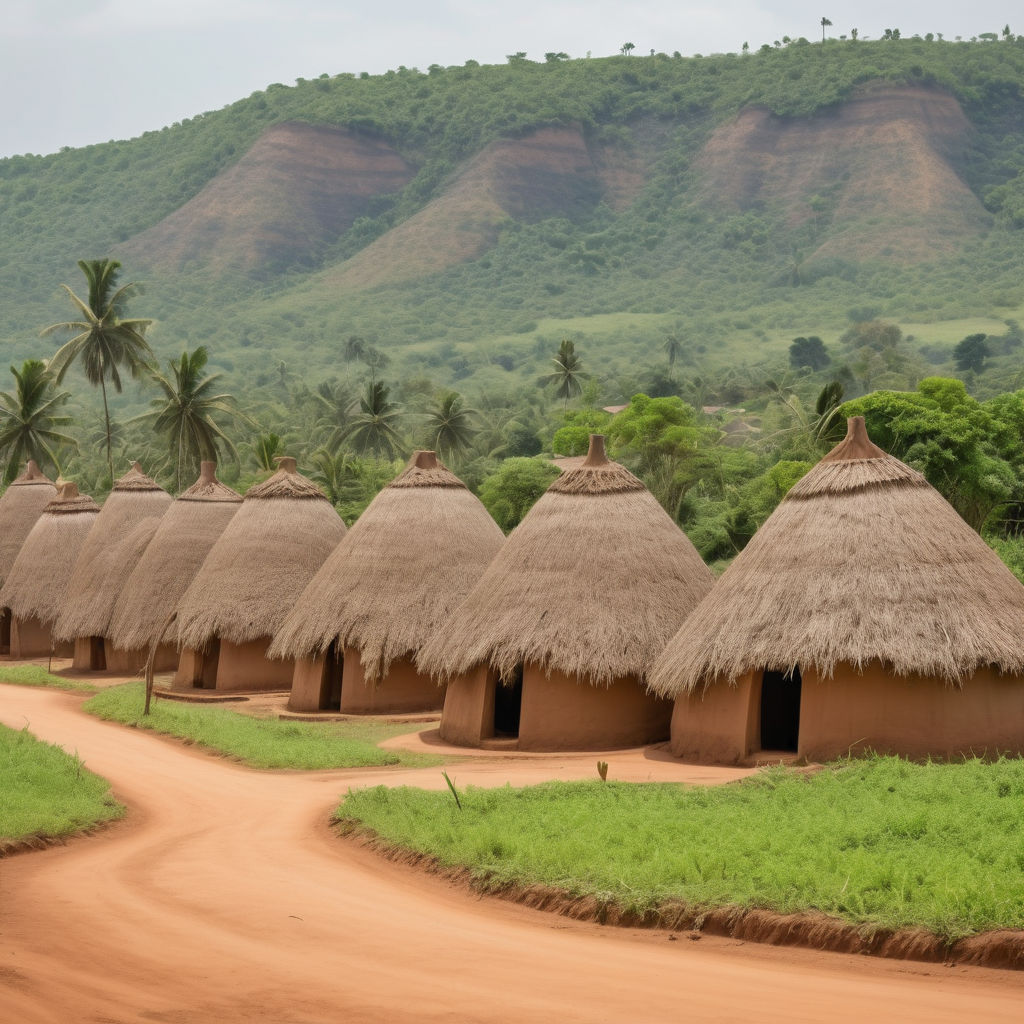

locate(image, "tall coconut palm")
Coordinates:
425 391 478 463
345 381 404 459
251 432 284 472
313 379 355 454
540 338 589 410
133 346 254 492
308 447 358 505
41 258 154 483
0 360 76 483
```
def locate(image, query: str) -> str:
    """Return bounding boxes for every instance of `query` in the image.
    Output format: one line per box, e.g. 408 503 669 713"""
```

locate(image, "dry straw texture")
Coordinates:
0 483 99 626
175 459 346 649
270 451 504 682
419 436 714 686
108 463 242 652
54 463 172 641
0 461 57 586
649 417 1024 698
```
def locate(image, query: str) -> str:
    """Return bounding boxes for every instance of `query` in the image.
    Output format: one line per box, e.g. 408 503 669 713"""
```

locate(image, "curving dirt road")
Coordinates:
2 683 1023 1023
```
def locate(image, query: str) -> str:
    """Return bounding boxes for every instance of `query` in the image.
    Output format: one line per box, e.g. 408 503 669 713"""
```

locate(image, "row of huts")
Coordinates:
2 416 1024 764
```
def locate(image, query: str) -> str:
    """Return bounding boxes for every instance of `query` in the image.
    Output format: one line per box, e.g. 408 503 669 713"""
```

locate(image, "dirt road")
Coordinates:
2 683 1022 1023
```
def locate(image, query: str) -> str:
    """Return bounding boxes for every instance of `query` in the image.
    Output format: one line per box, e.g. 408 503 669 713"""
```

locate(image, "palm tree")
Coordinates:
662 334 684 377
540 338 589 410
308 447 358 505
313 379 355 453
345 381 404 459
0 360 76 483
425 391 478 463
41 258 154 483
252 432 283 472
133 346 254 492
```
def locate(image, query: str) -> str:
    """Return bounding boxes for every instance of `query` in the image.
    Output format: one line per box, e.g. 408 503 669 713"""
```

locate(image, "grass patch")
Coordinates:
0 664 97 692
83 683 442 771
0 723 123 845
339 756 1024 939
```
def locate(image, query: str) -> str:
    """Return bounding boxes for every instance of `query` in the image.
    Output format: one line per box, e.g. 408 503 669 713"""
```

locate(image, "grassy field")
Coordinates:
339 756 1024 939
83 683 441 771
0 723 123 846
0 664 97 692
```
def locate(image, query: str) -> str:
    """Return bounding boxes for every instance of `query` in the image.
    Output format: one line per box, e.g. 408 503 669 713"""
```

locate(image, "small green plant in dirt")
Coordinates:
0 723 123 845
83 683 441 771
338 755 1024 940
0 665 97 692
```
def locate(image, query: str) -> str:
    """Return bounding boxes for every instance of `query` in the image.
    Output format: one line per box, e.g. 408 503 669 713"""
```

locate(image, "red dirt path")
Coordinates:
2 684 1023 1023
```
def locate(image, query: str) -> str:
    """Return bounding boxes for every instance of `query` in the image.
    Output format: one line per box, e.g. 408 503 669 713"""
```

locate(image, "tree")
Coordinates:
313 379 355 454
41 258 154 484
953 333 991 374
820 16 832 41
662 334 685 375
133 346 253 492
478 457 560 531
789 335 830 370
620 42 635 55
424 391 477 463
308 447 357 505
252 433 283 472
345 381 404 458
0 360 76 484
551 408 613 456
540 338 589 409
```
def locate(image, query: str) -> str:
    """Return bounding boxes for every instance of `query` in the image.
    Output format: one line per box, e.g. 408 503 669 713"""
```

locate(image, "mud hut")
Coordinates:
420 435 715 751
0 482 98 657
173 458 346 692
108 462 242 664
54 462 173 671
0 461 57 653
270 451 504 714
650 416 1024 764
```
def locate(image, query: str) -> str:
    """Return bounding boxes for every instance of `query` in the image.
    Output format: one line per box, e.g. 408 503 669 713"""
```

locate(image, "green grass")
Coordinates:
83 683 442 771
0 723 123 845
0 664 97 692
339 756 1024 939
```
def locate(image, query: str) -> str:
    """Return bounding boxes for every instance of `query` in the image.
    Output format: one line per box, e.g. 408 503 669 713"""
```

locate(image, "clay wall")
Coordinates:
670 671 759 764
439 665 495 746
10 616 72 658
215 637 292 691
338 647 444 714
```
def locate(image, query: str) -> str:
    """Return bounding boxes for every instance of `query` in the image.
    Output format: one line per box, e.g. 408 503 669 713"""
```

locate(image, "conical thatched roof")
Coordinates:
650 416 1024 698
175 458 347 650
108 462 243 652
419 435 714 686
54 463 173 641
0 461 58 587
0 482 100 626
269 451 504 682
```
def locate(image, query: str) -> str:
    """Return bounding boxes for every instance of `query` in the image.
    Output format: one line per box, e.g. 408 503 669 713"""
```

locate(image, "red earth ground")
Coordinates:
2 682 1023 1023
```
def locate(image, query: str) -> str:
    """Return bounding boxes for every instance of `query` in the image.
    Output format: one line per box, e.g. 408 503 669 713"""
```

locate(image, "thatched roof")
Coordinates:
175 458 347 649
649 416 1024 697
53 463 173 641
269 451 504 681
419 435 714 686
0 460 58 587
0 482 100 626
107 462 242 652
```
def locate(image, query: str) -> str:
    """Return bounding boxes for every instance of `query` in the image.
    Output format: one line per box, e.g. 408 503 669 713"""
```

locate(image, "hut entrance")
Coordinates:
88 636 106 671
0 608 10 655
759 668 801 752
493 666 523 738
318 642 343 711
194 639 220 689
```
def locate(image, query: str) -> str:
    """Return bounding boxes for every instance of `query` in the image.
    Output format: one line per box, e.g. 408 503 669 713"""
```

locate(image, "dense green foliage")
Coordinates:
0 723 122 843
339 756 1024 938
83 683 440 770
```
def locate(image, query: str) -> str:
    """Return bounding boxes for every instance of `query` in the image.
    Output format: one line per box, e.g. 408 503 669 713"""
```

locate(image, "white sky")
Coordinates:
0 1 1018 158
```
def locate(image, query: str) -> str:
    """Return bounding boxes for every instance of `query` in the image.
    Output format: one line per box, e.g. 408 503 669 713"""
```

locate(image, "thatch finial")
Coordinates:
412 450 439 470
275 456 298 473
583 434 609 467
199 461 217 483
59 481 80 500
130 460 143 473
25 459 43 480
821 416 888 463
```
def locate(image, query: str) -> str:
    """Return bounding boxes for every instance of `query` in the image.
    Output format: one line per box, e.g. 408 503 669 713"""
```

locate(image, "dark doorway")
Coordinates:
493 665 523 737
195 639 220 689
319 641 343 711
760 667 801 751
89 636 106 672
0 608 10 654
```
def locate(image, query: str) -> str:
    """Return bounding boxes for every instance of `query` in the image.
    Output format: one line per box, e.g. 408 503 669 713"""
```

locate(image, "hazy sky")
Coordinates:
1 1 1018 158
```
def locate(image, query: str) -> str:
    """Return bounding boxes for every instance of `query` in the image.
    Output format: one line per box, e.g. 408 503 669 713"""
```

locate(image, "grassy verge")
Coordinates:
339 756 1024 940
0 664 97 692
83 683 442 771
1 723 123 847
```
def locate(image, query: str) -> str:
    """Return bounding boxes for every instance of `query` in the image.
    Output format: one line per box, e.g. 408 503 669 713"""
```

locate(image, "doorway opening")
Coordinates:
195 638 220 688
0 608 10 655
493 665 523 737
759 667 801 752
89 636 106 672
318 641 343 711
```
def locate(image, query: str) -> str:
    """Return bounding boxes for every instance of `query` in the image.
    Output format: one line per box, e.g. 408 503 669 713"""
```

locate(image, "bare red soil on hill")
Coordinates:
2 684 1023 1023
